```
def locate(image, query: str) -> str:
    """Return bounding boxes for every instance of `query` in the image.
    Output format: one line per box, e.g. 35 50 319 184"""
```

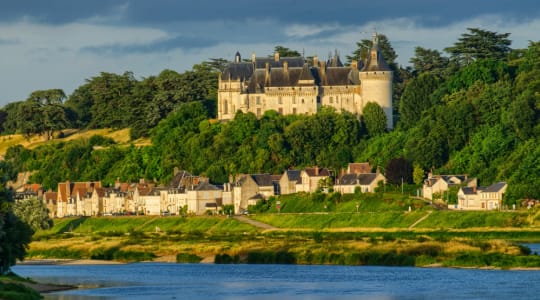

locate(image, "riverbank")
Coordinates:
25 214 540 270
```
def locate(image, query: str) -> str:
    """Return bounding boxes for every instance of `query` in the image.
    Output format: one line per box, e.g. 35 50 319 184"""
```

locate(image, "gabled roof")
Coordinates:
194 181 221 191
483 182 507 193
285 170 301 181
460 187 477 195
348 162 371 174
338 173 379 185
304 167 331 177
168 170 193 189
251 174 274 187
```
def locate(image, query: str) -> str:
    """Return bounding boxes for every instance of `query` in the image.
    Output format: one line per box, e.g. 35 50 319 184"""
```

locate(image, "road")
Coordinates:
233 215 278 230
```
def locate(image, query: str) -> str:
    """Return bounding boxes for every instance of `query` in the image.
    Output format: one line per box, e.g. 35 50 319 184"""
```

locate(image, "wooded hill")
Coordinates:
1 28 539 204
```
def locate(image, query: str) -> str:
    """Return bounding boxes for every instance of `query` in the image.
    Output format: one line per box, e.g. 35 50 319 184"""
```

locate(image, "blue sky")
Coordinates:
1 0 539 106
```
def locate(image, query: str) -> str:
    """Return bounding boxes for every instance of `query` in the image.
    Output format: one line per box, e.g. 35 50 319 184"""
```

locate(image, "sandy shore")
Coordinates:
18 258 124 265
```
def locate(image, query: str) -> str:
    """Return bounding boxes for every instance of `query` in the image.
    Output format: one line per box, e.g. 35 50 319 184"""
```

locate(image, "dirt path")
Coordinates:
409 211 433 229
234 215 278 230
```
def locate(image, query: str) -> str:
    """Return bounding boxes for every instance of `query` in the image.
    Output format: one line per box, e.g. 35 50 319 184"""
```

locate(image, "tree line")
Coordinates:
1 28 539 204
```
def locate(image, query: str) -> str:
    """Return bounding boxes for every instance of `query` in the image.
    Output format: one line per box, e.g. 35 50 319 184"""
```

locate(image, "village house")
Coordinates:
297 167 332 193
56 181 101 217
226 174 279 213
453 182 507 210
279 170 301 195
422 174 477 201
334 172 386 194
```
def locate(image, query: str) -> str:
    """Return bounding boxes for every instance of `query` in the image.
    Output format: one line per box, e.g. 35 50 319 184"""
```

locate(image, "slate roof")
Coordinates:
304 167 331 177
194 181 221 191
168 170 193 189
361 39 391 72
460 187 477 195
251 174 274 187
338 173 378 185
285 170 301 182
483 182 507 193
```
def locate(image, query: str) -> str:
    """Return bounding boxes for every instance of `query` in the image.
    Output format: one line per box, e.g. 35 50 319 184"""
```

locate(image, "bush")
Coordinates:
176 253 202 263
214 253 240 264
247 251 296 264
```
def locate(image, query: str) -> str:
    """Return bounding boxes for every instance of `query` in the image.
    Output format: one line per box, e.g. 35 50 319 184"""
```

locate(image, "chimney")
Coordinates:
351 60 358 69
313 55 319 67
315 166 319 176
320 61 326 76
265 62 270 82
252 52 256 63
274 51 280 62
115 178 120 189
283 61 288 73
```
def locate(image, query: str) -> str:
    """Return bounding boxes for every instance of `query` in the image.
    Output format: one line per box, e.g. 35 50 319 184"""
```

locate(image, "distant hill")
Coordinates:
0 128 150 157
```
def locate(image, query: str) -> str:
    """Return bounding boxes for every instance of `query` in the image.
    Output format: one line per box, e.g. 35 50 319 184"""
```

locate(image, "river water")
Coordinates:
12 263 540 300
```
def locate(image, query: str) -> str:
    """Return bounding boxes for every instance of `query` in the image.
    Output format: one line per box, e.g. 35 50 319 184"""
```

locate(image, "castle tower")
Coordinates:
359 32 393 129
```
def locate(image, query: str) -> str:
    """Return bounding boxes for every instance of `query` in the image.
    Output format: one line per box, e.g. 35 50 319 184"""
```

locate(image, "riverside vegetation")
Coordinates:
26 192 540 269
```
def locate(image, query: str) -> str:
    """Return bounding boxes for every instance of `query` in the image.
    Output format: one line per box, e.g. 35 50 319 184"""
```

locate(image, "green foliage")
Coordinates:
398 73 441 129
12 197 53 231
362 102 387 136
444 28 512 66
0 280 42 300
176 253 202 263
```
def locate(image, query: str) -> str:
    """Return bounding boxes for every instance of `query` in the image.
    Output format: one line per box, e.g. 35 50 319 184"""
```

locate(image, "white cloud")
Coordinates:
1 14 539 105
285 23 341 38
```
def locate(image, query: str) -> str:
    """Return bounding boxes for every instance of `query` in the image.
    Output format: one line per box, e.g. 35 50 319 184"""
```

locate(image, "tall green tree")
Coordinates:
444 28 512 66
398 73 441 129
13 197 53 231
362 102 387 137
273 46 301 57
409 47 449 76
0 168 34 274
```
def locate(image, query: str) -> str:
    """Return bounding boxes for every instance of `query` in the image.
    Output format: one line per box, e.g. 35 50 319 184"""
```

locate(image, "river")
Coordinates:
12 263 540 300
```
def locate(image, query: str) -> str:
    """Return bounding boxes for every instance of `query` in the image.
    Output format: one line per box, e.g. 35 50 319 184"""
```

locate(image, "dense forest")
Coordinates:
1 28 539 204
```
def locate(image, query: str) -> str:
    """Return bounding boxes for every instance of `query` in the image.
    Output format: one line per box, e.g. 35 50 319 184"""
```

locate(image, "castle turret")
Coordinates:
359 32 393 129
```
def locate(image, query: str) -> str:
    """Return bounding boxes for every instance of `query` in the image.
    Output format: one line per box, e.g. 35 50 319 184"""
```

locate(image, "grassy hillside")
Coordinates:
0 128 150 156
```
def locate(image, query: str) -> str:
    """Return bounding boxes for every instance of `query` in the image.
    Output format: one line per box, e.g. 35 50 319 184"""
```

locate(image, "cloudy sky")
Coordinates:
1 0 539 106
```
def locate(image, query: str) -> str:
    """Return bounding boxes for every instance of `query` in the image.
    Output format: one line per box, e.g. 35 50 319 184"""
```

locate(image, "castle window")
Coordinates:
224 100 228 114
256 96 261 105
292 98 296 104
293 108 297 114
329 97 333 104
278 97 282 104
302 98 304 104
257 108 261 117
278 108 283 115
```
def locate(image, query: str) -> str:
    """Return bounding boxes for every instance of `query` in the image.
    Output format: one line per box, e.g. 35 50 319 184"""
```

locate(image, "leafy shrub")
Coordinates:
176 253 202 263
214 253 240 264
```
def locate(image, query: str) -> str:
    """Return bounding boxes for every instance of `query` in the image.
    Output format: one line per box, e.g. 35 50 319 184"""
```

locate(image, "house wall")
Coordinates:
279 173 296 195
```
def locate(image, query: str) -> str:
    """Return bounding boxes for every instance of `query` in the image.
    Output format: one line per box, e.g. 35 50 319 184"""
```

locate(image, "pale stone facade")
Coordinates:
422 174 477 201
452 182 507 210
334 172 386 194
218 33 393 129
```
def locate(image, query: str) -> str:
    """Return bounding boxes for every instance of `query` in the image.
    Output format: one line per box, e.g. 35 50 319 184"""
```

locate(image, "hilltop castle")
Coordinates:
217 32 393 129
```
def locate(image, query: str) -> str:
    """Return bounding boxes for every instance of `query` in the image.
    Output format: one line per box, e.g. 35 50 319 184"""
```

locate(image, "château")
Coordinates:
217 32 393 129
